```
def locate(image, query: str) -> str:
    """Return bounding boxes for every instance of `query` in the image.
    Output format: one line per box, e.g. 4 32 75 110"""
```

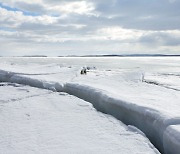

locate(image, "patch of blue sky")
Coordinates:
0 2 18 11
0 2 41 16
0 27 16 32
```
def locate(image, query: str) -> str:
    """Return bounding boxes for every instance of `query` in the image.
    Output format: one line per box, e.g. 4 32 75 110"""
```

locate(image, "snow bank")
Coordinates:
0 69 180 154
0 70 64 91
64 83 180 154
163 125 180 154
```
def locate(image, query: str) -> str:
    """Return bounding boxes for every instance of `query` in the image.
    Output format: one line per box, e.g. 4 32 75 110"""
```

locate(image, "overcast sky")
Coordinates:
0 0 180 56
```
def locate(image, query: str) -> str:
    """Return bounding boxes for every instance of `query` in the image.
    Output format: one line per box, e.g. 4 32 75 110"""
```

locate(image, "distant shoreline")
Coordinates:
1 54 180 58
76 54 180 57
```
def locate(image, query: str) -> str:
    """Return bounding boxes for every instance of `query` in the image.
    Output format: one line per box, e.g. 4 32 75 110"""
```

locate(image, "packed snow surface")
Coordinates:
0 84 158 154
0 57 180 154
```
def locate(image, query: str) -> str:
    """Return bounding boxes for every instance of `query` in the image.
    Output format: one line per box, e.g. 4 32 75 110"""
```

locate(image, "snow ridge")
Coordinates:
64 83 180 154
0 69 180 154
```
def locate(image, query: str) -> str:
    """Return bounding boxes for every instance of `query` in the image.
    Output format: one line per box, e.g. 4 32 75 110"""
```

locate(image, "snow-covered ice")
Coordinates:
0 57 180 154
0 84 158 154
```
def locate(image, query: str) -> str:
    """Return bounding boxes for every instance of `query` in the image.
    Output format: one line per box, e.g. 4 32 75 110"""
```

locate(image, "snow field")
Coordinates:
0 57 180 154
0 84 159 154
0 69 179 153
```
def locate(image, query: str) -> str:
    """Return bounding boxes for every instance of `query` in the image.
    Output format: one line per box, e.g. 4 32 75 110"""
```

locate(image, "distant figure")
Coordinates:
80 68 87 75
80 66 96 75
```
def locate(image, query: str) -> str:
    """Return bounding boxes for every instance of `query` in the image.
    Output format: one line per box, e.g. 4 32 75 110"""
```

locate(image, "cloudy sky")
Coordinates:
0 0 180 56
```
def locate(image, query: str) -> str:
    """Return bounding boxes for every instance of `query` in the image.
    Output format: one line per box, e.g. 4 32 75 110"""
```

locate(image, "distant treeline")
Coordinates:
66 54 180 57
1 54 180 58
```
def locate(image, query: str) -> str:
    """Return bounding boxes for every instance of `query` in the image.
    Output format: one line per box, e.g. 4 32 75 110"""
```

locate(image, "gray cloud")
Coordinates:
139 31 180 46
0 0 180 56
14 1 46 14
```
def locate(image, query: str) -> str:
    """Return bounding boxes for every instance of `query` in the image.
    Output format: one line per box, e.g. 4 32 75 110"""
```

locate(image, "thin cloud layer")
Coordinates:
0 0 180 56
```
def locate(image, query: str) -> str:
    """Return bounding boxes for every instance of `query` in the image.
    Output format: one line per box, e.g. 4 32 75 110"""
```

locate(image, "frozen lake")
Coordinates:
1 56 180 71
0 57 180 154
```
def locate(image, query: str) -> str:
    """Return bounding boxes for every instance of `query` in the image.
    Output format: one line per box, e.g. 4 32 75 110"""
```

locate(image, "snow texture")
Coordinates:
0 57 180 154
0 84 159 154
